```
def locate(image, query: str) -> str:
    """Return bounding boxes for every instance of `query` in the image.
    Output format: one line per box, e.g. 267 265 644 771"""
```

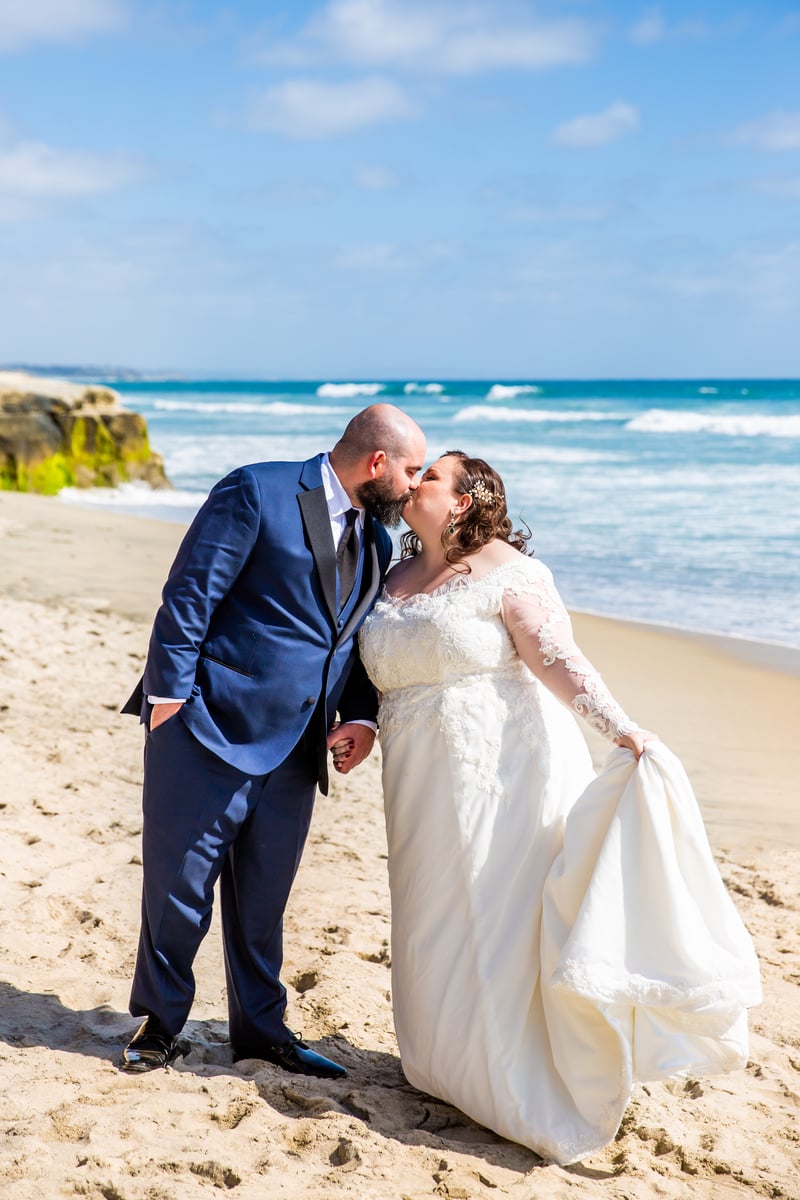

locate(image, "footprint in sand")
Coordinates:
291 969 320 994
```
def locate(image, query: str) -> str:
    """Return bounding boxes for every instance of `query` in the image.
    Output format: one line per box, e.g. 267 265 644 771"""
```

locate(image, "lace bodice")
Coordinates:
359 557 638 741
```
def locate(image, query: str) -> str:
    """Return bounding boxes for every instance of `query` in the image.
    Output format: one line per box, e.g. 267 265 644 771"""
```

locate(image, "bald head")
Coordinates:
332 403 425 466
329 403 426 525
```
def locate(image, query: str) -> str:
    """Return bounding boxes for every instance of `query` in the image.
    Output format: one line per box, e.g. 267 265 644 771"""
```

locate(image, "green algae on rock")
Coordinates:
0 371 170 494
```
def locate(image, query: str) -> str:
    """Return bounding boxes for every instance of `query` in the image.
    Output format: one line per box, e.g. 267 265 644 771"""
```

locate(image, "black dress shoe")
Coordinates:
120 1018 183 1073
234 1034 346 1079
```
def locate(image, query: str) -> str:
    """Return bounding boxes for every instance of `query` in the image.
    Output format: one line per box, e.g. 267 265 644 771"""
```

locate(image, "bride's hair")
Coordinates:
400 449 532 569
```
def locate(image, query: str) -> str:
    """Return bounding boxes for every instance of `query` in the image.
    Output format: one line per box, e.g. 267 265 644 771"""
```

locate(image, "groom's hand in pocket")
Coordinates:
327 722 375 774
149 700 185 731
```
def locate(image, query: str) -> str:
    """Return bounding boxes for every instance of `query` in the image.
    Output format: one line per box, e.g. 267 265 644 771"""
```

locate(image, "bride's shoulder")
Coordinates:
481 552 557 596
479 547 551 579
468 541 532 574
509 553 552 577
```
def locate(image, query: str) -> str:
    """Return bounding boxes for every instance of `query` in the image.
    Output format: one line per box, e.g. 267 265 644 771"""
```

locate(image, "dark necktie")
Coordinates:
336 507 359 607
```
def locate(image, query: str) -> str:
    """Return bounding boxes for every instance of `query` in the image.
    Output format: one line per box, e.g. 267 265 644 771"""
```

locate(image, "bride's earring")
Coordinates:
448 510 456 535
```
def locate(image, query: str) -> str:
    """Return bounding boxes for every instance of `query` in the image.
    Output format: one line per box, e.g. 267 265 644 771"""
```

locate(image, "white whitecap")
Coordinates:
59 481 208 506
626 409 800 438
481 445 628 465
486 384 542 400
404 382 445 394
698 387 718 394
453 405 624 424
316 382 385 398
58 482 209 521
154 400 341 416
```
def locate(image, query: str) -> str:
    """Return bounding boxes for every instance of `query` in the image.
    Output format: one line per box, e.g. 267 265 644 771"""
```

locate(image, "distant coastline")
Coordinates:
0 363 189 383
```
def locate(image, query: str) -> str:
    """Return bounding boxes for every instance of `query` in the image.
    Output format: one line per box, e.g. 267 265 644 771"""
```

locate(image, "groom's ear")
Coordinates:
367 450 387 477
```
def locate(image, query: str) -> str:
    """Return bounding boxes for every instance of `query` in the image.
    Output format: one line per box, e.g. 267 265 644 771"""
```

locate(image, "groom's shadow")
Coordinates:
0 979 135 1061
0 981 616 1181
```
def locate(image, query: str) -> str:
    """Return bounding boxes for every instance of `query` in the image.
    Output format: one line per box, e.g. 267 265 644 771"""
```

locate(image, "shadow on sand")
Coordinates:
0 980 618 1181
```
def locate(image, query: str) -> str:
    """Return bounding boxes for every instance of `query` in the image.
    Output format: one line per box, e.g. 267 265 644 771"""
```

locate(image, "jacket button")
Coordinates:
305 695 317 706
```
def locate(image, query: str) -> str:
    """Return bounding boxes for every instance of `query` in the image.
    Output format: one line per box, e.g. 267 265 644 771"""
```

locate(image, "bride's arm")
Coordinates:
500 565 657 754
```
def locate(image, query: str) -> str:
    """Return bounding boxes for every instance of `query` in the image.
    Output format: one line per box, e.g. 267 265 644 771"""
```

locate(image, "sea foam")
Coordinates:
486 384 542 400
454 406 624 424
404 382 445 394
626 409 800 438
316 382 385 398
478 444 627 465
154 400 341 416
58 482 208 509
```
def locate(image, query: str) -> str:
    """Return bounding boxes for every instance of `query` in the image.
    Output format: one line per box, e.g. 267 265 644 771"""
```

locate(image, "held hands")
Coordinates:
149 700 185 731
327 722 376 774
614 728 659 760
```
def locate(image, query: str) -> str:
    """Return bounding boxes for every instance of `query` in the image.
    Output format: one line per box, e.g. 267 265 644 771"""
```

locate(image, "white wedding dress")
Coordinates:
358 556 761 1165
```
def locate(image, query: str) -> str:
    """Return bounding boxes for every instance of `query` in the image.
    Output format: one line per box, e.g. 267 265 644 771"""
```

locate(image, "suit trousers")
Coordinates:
129 712 317 1051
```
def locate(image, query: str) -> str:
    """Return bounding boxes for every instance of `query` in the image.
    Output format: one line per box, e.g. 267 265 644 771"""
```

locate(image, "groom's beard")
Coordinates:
355 477 412 527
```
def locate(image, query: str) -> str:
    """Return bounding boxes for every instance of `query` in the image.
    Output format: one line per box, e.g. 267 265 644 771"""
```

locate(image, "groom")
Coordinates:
120 404 426 1078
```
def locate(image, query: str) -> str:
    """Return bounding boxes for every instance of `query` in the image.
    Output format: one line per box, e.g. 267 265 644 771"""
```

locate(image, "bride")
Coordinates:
345 449 761 1165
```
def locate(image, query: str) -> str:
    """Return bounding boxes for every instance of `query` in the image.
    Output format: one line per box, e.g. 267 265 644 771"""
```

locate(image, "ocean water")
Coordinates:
60 378 800 650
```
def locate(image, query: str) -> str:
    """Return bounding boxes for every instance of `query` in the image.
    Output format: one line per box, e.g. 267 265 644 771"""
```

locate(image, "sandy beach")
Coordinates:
0 489 798 1200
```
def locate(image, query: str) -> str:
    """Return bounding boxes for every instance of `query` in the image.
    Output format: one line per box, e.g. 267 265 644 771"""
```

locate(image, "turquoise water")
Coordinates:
60 378 800 648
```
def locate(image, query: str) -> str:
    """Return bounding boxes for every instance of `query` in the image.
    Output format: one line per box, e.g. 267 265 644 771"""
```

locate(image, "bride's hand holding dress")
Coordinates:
614 728 655 758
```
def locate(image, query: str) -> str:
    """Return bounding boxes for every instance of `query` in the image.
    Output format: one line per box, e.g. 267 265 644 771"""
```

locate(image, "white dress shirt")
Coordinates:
149 454 376 734
319 452 365 551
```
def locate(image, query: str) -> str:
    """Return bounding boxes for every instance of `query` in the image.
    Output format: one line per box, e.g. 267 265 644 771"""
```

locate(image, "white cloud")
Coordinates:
553 101 640 148
0 140 142 199
433 23 594 73
630 6 666 45
246 76 417 139
333 242 411 270
353 163 401 190
0 0 126 52
513 240 632 304
258 0 596 75
630 6 746 45
652 242 800 310
306 0 444 64
333 239 456 270
778 12 800 34
651 268 727 298
732 111 800 152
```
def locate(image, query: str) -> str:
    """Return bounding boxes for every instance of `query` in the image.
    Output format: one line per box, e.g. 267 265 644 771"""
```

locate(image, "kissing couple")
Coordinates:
120 403 759 1165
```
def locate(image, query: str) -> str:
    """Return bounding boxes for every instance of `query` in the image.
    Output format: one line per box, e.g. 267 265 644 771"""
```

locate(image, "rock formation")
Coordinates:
0 371 170 493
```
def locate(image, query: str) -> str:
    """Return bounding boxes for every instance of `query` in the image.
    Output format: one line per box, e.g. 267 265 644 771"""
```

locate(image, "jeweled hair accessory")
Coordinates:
469 480 500 507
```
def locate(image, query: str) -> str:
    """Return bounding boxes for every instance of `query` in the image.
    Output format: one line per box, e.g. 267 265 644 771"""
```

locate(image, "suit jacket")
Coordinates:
122 454 393 791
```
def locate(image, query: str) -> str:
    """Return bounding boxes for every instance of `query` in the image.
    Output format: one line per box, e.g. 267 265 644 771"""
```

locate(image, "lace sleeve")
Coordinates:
500 561 639 742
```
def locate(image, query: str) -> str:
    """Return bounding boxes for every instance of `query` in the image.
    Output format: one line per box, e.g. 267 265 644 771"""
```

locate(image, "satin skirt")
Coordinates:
382 731 761 1166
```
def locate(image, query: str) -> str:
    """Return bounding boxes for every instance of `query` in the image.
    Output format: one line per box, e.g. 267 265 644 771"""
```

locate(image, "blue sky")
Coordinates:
0 0 798 378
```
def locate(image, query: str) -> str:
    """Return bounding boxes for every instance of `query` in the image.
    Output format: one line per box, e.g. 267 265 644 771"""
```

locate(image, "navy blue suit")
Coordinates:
122 454 392 1051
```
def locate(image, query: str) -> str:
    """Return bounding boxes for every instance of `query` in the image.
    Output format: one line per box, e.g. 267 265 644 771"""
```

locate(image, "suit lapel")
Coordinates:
297 457 338 627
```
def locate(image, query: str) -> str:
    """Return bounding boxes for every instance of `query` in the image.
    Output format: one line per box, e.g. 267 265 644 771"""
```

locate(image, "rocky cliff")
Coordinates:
0 371 169 494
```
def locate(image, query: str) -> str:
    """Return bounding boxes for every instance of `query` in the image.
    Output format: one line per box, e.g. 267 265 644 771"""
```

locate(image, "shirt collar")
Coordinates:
320 453 364 525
